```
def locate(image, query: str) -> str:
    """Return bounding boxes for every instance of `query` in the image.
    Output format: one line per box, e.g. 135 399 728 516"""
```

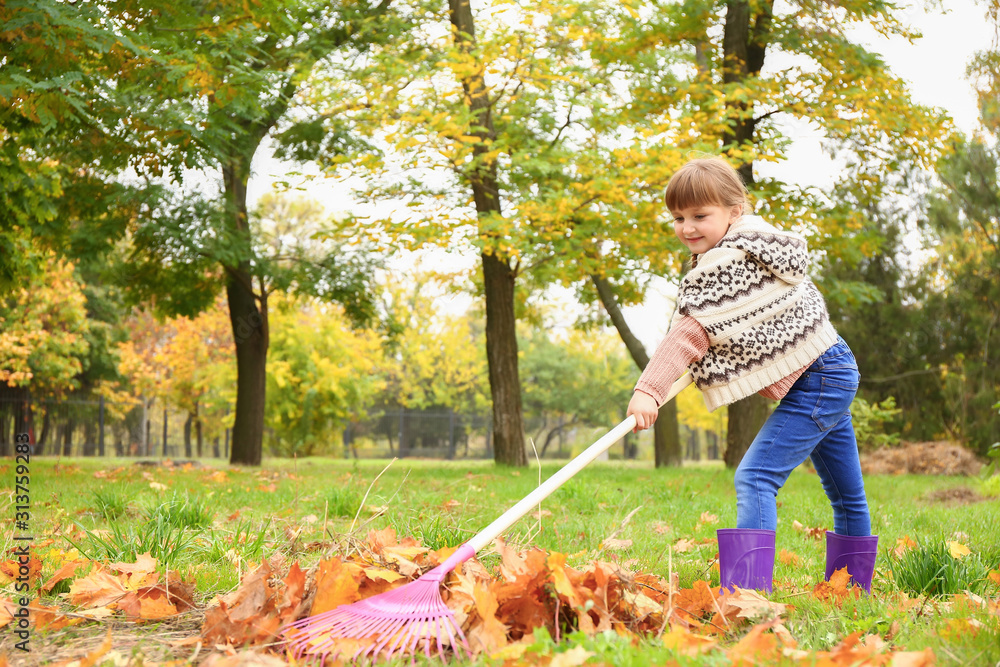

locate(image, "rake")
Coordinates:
283 374 693 663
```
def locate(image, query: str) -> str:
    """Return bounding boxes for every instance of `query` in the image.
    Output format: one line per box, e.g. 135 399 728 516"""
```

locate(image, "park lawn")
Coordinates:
2 454 999 665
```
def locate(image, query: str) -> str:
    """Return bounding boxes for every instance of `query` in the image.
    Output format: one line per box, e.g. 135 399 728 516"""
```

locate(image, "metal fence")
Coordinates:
0 389 722 462
0 389 230 459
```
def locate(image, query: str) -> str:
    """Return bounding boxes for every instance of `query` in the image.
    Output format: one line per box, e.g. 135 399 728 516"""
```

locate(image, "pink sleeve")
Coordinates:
634 315 709 406
759 365 809 400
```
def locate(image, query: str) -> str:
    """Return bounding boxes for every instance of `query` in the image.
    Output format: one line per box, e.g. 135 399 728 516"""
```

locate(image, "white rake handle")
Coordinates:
467 373 694 552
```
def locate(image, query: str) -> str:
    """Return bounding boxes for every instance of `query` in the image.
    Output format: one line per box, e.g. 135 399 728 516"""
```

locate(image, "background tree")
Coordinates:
0 1 141 292
581 0 952 466
519 328 636 457
156 296 235 458
378 276 490 416
265 294 384 457
919 137 1000 453
0 257 90 454
109 0 398 465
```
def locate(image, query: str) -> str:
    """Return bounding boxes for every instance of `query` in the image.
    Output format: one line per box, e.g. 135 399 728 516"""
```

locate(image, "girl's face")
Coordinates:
671 203 742 254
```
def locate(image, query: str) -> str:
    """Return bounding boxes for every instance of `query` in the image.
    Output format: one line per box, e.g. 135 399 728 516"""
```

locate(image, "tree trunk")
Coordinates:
591 274 682 467
196 419 204 458
482 252 526 465
83 420 96 457
450 0 526 466
224 155 268 467
36 408 50 455
720 0 775 467
0 413 8 458
183 412 193 458
62 418 75 456
725 394 770 468
653 404 681 467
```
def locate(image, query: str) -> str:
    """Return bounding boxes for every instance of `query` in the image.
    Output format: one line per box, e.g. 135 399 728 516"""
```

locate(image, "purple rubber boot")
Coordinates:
825 531 879 593
717 528 776 593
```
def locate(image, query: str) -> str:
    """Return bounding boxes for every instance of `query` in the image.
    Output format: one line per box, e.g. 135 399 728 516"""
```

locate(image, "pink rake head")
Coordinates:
283 543 477 664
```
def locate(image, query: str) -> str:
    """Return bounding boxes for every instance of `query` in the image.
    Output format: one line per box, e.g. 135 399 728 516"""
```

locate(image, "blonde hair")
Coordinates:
664 157 752 214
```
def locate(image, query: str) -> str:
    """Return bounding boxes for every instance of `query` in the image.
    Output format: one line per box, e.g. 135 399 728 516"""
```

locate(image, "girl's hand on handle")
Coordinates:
627 391 659 433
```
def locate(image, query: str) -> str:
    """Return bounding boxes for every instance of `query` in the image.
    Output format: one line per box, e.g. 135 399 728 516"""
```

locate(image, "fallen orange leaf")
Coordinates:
812 567 856 605
309 558 365 617
778 549 800 566
68 566 128 608
660 624 718 656
894 536 917 557
41 559 88 593
727 621 782 666
468 583 507 653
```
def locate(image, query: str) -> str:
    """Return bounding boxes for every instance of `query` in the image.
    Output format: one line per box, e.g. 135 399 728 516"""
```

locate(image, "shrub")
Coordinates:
852 396 902 450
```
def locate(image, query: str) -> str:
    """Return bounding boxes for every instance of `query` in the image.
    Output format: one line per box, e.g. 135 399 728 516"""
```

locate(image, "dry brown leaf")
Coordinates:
366 527 399 554
117 590 178 621
107 552 158 577
791 520 826 540
67 566 128 608
495 537 531 581
493 557 552 640
31 601 82 631
724 588 787 621
651 521 672 535
382 550 423 578
620 589 660 621
672 538 697 553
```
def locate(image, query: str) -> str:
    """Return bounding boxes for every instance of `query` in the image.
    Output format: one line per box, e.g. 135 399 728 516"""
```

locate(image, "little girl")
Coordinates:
628 157 878 594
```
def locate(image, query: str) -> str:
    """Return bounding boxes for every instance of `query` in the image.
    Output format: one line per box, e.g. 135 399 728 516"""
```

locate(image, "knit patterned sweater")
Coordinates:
635 215 839 412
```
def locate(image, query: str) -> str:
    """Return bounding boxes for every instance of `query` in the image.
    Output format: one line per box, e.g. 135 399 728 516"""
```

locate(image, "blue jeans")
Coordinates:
734 337 872 536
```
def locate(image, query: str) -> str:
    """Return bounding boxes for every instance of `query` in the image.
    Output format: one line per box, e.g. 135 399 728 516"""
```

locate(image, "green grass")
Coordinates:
5 456 1000 665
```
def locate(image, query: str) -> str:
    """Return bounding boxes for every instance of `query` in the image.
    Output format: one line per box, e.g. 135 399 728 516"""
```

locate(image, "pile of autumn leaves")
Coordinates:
2 527 963 665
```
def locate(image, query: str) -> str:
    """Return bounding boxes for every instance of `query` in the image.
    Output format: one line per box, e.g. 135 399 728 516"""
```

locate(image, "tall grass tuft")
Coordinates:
69 514 197 567
387 515 470 551
887 540 993 596
90 486 131 521
142 493 214 530
203 517 271 564
327 485 363 518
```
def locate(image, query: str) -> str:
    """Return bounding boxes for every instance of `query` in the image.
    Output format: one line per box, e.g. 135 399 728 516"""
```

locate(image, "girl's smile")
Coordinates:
672 203 743 254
